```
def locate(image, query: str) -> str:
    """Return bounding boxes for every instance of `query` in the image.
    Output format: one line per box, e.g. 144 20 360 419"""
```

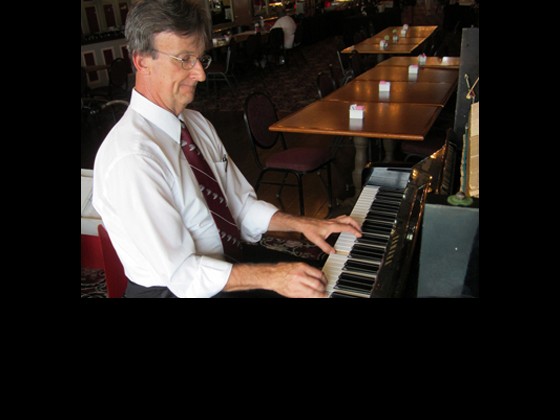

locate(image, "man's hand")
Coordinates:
268 212 362 255
227 262 328 298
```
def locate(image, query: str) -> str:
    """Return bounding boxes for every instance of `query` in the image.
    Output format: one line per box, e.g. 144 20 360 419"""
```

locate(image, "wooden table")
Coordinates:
364 37 427 46
375 25 438 39
378 56 461 69
342 42 423 55
269 100 442 197
323 80 457 107
355 65 458 84
341 25 438 56
211 30 269 49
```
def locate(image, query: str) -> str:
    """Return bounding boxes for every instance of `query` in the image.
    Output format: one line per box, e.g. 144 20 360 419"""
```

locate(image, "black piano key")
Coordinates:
338 276 375 290
348 254 380 264
371 198 400 207
344 259 380 273
371 198 402 207
363 217 395 227
330 292 359 298
374 197 402 205
361 228 391 238
362 222 392 235
366 210 397 219
339 269 376 282
367 214 397 222
336 279 374 294
367 209 399 219
364 218 395 227
332 288 371 298
350 248 382 261
352 244 386 254
352 242 386 253
378 188 404 196
366 224 393 234
368 210 398 218
358 229 390 240
349 254 382 263
350 248 384 259
355 238 387 249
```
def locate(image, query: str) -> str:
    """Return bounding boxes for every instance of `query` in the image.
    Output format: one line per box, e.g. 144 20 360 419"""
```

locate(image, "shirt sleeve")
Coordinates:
187 112 279 244
221 157 279 243
100 151 231 298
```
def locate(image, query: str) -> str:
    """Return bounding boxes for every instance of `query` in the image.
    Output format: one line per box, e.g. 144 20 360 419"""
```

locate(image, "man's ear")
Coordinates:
133 52 150 74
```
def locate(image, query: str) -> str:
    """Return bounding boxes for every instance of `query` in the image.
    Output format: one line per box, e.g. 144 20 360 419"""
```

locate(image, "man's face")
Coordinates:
141 31 207 115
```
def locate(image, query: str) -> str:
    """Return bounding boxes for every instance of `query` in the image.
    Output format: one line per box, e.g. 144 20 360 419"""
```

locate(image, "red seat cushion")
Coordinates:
98 224 128 298
265 147 332 172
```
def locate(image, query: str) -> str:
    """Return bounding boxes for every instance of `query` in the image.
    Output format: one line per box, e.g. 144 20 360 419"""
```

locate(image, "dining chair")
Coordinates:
285 23 306 65
264 28 284 67
89 58 130 100
206 39 238 95
316 71 337 99
329 63 351 88
243 92 334 216
81 66 90 98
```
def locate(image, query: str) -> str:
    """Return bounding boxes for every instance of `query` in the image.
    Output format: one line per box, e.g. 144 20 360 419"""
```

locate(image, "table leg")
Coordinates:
382 138 396 162
352 136 369 199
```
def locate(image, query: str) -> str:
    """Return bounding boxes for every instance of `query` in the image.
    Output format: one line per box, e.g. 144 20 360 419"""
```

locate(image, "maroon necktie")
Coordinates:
180 121 242 262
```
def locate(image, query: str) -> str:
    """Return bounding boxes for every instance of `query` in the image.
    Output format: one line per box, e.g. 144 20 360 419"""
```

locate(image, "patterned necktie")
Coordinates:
180 121 242 263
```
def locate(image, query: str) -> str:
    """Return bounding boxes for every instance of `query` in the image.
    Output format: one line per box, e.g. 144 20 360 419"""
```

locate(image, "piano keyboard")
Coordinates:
323 184 404 298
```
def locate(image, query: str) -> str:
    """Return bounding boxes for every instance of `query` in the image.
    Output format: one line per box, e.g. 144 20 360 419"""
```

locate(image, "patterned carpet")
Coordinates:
81 267 108 298
189 36 342 117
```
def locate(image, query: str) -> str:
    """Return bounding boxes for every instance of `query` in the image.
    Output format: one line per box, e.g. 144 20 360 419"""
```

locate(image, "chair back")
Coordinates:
329 63 351 88
336 50 352 81
109 58 129 89
98 224 128 298
350 50 364 77
207 39 236 75
317 71 336 98
293 23 304 48
225 38 237 74
426 27 446 57
267 27 284 55
353 29 367 44
81 66 89 97
245 32 262 61
243 92 284 167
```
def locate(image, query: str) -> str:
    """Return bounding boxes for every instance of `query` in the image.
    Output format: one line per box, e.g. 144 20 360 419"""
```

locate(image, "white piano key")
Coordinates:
323 253 349 293
333 185 380 254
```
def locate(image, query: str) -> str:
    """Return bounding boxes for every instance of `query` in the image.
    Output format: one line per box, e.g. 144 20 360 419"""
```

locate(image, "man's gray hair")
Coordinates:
125 0 211 56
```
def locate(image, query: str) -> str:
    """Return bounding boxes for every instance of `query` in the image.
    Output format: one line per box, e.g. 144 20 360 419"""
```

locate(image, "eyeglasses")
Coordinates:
153 50 212 70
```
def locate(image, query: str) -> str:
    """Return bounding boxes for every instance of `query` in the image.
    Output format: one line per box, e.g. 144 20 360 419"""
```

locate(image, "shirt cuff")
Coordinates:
170 255 232 298
240 200 279 243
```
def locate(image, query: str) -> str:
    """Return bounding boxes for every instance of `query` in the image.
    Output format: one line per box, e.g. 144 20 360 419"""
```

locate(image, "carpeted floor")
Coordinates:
188 36 343 117
81 267 109 298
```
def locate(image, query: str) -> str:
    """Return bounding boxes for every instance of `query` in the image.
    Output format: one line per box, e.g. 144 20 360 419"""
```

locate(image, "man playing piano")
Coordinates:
92 0 361 298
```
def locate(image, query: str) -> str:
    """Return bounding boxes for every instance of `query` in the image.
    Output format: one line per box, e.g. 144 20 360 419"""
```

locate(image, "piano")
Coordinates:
323 134 456 298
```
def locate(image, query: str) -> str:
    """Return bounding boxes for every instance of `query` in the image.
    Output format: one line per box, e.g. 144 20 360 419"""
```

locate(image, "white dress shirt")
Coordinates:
92 89 279 297
271 16 297 49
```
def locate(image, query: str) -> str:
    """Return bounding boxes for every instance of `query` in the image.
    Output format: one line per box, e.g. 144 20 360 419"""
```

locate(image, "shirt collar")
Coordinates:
128 89 183 144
